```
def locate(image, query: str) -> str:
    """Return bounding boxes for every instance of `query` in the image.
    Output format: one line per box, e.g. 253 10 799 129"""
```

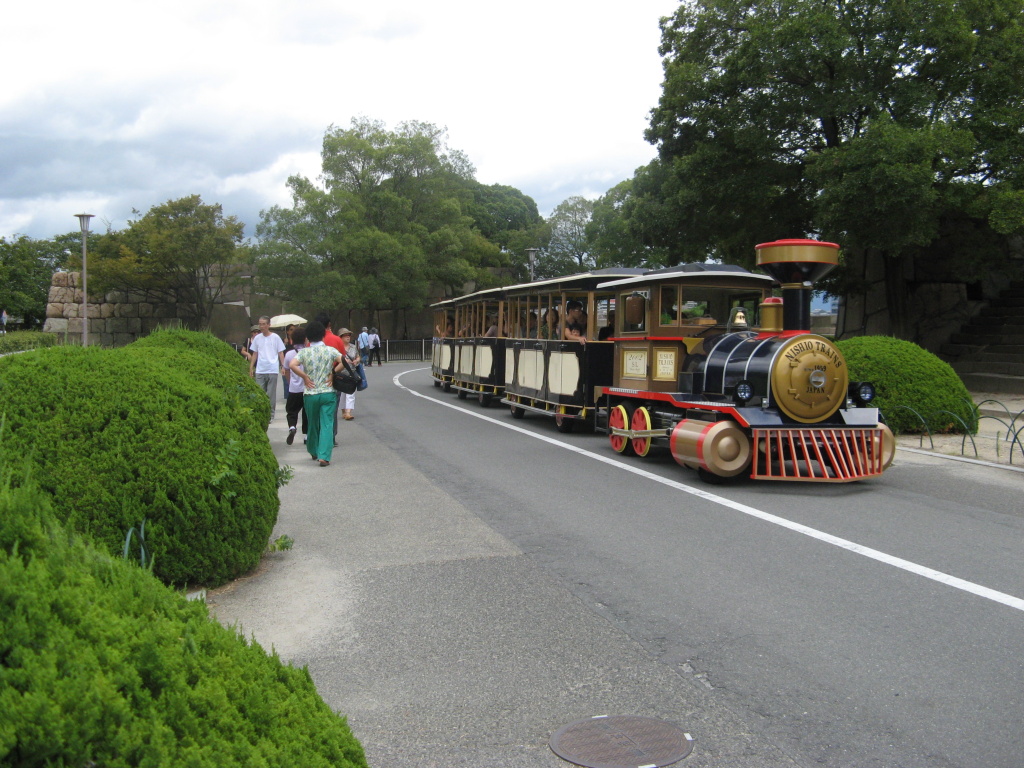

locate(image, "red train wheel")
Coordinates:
608 404 636 456
631 406 653 457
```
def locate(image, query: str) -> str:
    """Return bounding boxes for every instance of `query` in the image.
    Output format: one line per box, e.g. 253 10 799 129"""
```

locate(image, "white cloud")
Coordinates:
1 0 679 238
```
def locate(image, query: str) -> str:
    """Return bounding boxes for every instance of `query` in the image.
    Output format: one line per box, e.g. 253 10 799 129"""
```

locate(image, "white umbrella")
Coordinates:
269 313 306 328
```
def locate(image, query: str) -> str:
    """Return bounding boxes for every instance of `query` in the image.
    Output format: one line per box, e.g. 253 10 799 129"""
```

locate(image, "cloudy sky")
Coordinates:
2 0 681 242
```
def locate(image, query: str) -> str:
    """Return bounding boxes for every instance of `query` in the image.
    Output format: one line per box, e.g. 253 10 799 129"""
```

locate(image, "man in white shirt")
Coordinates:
249 315 287 422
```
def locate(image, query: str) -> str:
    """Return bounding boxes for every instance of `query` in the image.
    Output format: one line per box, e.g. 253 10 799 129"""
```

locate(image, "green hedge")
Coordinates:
837 336 978 434
0 331 57 355
0 481 368 767
129 327 250 373
0 342 278 586
127 329 270 430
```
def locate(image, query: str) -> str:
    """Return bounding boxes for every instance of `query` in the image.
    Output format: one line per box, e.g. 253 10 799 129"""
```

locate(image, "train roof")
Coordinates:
430 284 506 309
596 263 776 290
503 267 647 296
430 267 647 308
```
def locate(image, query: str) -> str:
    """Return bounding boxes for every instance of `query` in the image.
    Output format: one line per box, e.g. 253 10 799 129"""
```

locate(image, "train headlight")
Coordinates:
849 381 875 405
733 380 755 405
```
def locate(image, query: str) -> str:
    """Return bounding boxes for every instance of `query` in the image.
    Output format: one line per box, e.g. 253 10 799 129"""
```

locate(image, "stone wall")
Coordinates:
43 271 198 347
837 243 1024 353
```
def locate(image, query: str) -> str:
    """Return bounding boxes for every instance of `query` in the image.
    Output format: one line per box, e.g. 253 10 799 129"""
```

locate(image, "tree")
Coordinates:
587 179 671 269
538 196 596 278
635 0 1024 335
463 182 542 243
0 234 74 327
90 196 245 329
461 181 548 282
255 118 507 330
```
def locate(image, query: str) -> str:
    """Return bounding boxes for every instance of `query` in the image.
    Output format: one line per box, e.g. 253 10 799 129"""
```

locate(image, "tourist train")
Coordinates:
431 239 895 483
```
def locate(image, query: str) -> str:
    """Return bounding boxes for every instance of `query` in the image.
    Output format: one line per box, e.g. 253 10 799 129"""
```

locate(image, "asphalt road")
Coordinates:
213 362 1024 767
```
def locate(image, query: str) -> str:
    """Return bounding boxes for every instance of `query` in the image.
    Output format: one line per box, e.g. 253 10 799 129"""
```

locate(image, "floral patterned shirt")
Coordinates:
295 342 340 395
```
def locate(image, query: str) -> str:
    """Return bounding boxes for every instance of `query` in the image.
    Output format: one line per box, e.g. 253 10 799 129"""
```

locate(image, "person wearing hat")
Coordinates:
242 324 260 363
338 328 362 421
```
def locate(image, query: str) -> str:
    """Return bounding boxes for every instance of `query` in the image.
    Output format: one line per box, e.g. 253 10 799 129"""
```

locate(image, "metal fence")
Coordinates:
893 396 1024 465
382 338 432 362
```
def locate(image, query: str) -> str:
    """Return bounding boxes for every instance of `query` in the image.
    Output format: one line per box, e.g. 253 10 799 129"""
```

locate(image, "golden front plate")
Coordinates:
770 335 849 423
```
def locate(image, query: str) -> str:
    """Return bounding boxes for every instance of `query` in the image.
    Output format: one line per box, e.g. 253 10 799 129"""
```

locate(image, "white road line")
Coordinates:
396 368 1024 614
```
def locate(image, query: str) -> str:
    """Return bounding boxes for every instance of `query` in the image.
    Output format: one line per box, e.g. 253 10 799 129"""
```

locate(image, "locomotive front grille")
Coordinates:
751 427 886 482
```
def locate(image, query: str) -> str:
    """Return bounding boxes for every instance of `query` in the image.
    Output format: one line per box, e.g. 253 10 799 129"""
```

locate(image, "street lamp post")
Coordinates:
76 213 94 346
525 248 538 282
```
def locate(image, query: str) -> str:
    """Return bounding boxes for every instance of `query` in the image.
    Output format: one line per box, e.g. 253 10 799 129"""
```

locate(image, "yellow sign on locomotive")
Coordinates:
622 349 648 379
770 334 849 423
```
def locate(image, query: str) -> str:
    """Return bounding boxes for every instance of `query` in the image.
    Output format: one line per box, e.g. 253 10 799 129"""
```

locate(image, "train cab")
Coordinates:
597 264 774 395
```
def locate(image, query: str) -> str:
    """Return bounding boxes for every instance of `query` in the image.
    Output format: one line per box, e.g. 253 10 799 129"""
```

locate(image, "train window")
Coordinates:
660 285 680 326
682 288 728 324
622 291 647 333
595 296 615 340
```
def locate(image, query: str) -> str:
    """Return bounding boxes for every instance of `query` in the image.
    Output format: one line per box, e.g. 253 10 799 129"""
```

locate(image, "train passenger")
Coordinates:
598 311 615 341
484 315 499 337
562 301 587 341
539 308 559 339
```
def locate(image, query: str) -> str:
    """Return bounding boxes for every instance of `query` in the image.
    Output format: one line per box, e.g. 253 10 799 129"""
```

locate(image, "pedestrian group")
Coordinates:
245 314 383 467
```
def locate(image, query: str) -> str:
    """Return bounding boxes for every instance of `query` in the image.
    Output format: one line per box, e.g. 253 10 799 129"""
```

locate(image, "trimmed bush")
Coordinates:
837 336 978 434
0 482 368 767
129 327 249 372
0 344 279 586
127 329 270 429
0 331 57 355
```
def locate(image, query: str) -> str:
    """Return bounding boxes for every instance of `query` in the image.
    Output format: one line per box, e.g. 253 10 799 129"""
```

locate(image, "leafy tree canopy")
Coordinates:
0 234 75 326
587 179 672 269
460 181 548 282
535 196 596 279
89 195 245 330
254 118 523 319
627 0 1024 288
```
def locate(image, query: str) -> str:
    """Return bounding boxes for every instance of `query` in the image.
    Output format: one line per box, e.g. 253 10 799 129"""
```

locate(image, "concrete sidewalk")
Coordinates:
209 418 797 768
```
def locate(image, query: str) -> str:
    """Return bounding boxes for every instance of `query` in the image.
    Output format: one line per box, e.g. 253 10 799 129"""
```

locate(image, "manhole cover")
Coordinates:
549 715 693 768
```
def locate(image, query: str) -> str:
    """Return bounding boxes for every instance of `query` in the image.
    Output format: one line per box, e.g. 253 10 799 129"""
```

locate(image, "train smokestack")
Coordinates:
755 239 839 331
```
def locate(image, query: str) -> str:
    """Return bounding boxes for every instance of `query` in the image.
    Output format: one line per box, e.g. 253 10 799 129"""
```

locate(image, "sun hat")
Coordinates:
338 327 353 336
